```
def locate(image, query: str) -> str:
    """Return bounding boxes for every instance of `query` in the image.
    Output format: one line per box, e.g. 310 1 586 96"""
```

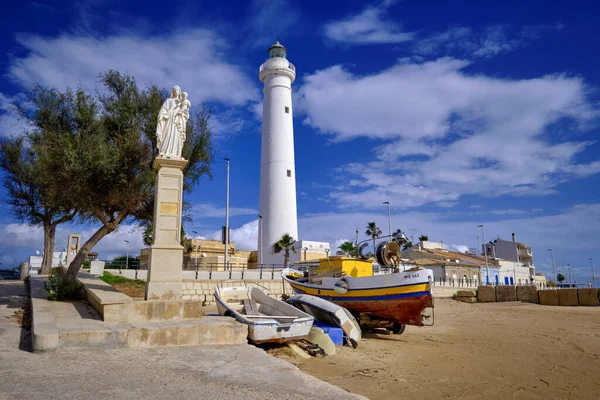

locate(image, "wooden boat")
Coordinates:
287 294 362 347
282 253 435 328
214 281 314 344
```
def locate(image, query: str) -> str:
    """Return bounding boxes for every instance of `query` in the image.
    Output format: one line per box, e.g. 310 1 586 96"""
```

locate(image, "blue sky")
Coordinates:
0 0 599 283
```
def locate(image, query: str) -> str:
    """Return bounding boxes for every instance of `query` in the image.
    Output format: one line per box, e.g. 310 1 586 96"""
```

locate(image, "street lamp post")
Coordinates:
478 225 490 285
567 263 572 287
383 202 392 238
590 258 596 289
548 249 556 285
224 158 230 271
192 230 198 270
124 240 130 269
258 214 263 267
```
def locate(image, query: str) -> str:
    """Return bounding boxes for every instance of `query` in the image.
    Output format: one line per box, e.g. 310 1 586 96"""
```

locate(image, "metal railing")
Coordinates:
0 270 20 280
181 262 288 280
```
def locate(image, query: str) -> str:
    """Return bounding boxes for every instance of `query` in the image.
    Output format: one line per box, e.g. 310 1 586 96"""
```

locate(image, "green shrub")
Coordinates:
43 269 81 301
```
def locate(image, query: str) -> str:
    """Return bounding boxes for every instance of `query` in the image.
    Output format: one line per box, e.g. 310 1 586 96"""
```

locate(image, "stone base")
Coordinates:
457 297 477 303
146 280 183 301
146 246 183 300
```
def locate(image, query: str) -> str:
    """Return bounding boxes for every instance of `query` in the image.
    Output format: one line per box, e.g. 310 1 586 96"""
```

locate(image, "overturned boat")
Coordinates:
214 281 314 344
287 294 362 347
282 240 435 329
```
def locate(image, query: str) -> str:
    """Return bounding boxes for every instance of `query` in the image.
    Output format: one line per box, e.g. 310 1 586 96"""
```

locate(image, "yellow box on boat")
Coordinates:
316 256 373 277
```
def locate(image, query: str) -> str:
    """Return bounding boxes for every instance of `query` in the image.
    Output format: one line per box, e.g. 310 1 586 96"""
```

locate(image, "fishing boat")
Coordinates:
287 294 362 347
282 239 435 329
214 281 314 344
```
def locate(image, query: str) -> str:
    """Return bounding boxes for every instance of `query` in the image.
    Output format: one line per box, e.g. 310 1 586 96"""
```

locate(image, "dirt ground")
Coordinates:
275 299 600 400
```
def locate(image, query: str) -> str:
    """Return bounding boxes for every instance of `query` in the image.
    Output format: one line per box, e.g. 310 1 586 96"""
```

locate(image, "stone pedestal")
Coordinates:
145 157 188 300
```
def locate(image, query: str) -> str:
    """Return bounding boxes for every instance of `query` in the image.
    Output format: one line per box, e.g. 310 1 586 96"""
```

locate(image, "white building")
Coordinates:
484 233 535 285
290 240 330 264
258 42 299 266
28 250 67 275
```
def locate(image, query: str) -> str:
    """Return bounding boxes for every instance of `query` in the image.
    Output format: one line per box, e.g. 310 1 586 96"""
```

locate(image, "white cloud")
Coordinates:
191 203 258 219
324 2 414 45
248 0 301 48
450 244 469 253
0 93 29 137
208 219 258 251
414 24 563 59
7 30 259 107
296 57 599 208
333 238 351 253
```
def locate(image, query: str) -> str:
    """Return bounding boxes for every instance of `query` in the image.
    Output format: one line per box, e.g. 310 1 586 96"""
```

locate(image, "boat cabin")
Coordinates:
315 256 373 278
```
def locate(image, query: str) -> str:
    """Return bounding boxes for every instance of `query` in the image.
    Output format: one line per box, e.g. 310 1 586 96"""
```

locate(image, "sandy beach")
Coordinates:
271 299 600 400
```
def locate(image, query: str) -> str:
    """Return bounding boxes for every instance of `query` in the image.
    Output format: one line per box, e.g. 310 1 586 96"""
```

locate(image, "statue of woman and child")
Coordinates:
156 86 191 159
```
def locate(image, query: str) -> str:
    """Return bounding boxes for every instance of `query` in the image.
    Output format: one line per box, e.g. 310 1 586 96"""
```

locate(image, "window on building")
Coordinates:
287 169 292 177
285 106 290 114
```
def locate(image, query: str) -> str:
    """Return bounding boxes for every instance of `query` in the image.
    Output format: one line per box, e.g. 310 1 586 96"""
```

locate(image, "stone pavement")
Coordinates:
0 281 366 400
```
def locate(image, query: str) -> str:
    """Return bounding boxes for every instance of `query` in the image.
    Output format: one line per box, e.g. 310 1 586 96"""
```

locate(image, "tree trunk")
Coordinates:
284 249 289 268
372 238 376 259
41 223 57 275
65 224 114 282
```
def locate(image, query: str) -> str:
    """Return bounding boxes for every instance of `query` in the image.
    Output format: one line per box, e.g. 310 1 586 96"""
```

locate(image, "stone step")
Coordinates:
56 317 247 351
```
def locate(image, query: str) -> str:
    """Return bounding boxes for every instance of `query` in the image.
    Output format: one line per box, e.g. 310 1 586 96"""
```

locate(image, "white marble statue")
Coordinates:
156 86 190 159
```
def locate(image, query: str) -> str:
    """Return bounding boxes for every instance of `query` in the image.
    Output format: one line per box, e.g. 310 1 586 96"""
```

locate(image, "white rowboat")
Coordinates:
214 281 314 344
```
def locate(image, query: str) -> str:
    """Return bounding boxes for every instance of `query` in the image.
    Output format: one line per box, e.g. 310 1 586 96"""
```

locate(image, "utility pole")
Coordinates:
478 225 490 284
383 201 392 238
192 230 198 270
355 229 359 246
590 258 596 289
124 240 130 269
548 249 556 285
567 263 572 287
224 158 230 271
258 214 263 266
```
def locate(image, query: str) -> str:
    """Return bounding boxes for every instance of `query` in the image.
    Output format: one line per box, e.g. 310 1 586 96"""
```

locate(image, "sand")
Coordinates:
274 299 600 400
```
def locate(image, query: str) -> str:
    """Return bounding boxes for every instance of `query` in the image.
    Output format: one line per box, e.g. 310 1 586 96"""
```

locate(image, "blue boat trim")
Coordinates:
290 288 431 301
285 277 430 291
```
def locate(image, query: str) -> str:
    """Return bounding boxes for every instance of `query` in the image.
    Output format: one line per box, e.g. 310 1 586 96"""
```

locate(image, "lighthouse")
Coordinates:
258 42 298 266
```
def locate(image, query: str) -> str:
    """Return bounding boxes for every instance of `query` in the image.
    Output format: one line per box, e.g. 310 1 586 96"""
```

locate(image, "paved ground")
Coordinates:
0 281 365 400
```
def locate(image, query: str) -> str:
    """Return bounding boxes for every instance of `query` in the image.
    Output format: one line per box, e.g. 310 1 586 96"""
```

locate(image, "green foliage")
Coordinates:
43 269 81 301
402 241 414 251
98 271 144 286
337 241 358 257
557 273 566 283
83 259 91 269
272 233 297 267
418 235 429 242
451 293 457 300
365 222 382 239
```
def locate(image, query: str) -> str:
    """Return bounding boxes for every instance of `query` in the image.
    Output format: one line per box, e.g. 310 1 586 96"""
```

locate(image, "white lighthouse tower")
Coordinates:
258 42 298 266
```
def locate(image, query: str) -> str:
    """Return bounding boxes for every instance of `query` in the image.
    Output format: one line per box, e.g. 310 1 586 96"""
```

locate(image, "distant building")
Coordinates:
28 250 67 275
484 233 535 285
403 245 500 284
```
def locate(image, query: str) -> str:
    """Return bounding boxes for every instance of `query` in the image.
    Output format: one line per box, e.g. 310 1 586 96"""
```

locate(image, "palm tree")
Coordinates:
337 241 357 257
272 233 297 267
418 235 429 242
402 241 413 251
365 222 382 258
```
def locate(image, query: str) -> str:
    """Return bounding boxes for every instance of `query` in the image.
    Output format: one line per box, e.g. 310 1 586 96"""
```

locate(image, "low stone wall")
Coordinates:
578 288 600 306
495 286 517 302
183 279 294 304
538 289 559 306
558 289 579 306
29 276 60 352
477 286 496 303
516 285 538 303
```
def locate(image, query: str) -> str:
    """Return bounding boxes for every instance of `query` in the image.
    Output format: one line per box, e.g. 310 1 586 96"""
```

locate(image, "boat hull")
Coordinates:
214 283 314 344
283 270 434 326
